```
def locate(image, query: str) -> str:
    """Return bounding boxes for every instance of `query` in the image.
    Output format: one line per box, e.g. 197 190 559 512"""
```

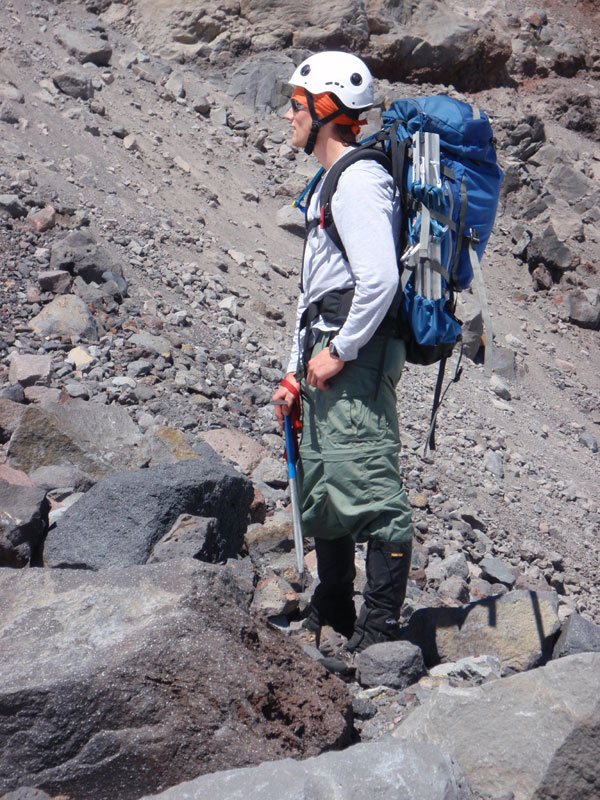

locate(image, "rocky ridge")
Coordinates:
1 1 600 799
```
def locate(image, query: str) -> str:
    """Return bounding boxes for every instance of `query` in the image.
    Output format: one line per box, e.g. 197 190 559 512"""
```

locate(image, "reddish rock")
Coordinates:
23 387 68 406
198 427 271 474
26 287 42 303
0 464 35 487
250 486 267 523
26 205 56 232
554 358 577 374
524 11 544 28
8 354 52 388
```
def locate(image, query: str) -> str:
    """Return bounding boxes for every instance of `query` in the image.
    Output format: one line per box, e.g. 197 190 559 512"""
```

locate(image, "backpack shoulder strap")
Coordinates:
319 144 393 259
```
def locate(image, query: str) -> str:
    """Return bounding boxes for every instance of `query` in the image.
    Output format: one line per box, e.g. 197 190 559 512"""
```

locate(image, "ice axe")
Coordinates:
274 400 305 587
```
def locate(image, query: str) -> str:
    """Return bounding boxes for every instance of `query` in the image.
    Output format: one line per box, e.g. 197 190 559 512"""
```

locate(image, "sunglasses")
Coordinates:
290 98 307 113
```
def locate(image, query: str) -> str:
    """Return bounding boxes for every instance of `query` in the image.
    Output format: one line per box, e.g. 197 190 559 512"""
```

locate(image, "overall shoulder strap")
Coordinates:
300 172 324 292
319 144 393 258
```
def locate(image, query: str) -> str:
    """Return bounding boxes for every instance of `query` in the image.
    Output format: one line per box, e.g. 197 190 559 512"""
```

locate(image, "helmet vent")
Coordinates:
300 64 311 76
350 72 363 86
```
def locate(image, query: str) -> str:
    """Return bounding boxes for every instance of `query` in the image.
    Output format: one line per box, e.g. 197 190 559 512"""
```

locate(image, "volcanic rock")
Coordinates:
400 590 561 674
139 739 474 800
0 560 351 799
393 653 600 800
44 449 253 568
50 230 122 284
356 640 426 689
0 481 49 567
28 295 98 341
552 612 600 658
7 400 145 480
54 24 113 66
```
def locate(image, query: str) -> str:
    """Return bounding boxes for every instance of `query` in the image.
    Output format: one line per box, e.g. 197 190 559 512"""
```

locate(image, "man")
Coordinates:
271 51 413 653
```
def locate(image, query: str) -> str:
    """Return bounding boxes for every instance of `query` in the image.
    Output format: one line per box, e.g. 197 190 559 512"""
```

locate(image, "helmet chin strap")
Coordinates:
303 92 343 156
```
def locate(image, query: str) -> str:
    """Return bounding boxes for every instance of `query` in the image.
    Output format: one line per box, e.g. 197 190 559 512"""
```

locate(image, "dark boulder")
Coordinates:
0 482 49 567
527 225 574 273
44 447 254 569
553 612 600 659
50 230 122 284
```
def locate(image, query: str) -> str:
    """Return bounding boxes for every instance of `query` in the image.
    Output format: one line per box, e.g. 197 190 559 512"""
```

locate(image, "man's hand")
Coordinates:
271 372 300 427
306 348 344 390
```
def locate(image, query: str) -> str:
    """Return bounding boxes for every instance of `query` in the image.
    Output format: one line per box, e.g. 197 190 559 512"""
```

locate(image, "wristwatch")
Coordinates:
328 342 341 359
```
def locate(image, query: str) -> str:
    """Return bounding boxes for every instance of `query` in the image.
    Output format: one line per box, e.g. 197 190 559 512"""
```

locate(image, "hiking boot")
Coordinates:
289 622 356 679
302 534 356 641
316 625 346 658
346 538 412 653
345 606 401 652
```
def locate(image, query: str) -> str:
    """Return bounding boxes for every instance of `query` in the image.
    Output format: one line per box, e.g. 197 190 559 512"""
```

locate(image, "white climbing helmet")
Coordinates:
288 51 374 111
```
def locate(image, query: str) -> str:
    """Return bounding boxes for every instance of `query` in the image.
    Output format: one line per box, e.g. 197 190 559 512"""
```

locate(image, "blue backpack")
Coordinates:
297 94 503 367
295 95 503 449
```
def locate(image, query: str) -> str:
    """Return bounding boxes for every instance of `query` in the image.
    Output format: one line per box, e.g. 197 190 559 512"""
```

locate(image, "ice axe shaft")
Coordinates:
283 412 305 586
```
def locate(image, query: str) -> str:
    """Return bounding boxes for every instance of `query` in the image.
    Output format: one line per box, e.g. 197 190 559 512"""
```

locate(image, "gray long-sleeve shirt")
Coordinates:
286 149 401 375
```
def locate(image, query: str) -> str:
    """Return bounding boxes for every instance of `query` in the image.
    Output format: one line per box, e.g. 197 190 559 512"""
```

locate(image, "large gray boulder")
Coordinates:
228 54 294 111
44 450 254 568
393 653 600 800
52 69 95 100
544 164 591 205
370 10 511 91
400 590 561 674
0 482 48 566
7 400 146 480
527 225 574 272
140 739 474 800
28 295 98 341
0 561 351 800
54 24 112 66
